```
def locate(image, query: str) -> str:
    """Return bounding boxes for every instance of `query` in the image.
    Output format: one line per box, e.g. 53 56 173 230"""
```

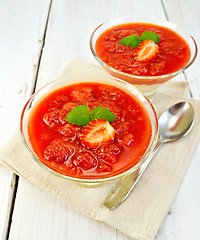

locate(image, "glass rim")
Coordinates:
20 76 159 184
90 16 198 81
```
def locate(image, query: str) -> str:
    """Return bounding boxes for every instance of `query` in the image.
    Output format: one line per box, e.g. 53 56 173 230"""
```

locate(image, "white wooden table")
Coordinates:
0 0 200 239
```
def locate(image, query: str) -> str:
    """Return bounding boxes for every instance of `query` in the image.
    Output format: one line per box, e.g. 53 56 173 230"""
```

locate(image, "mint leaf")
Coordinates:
66 105 91 126
66 105 117 126
90 106 116 122
140 31 160 44
119 35 140 48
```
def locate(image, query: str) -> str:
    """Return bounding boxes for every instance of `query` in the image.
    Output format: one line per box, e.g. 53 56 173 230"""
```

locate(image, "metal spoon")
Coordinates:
103 101 195 210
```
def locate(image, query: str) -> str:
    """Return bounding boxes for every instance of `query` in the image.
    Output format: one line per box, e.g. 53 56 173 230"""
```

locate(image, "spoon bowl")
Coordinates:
103 101 195 209
159 102 194 142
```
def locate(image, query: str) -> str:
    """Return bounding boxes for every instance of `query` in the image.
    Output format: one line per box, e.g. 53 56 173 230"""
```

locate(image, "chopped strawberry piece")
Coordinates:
80 119 115 148
150 61 166 75
122 134 135 147
70 87 94 102
99 142 122 154
97 160 111 173
134 40 159 62
44 139 74 163
97 142 122 163
62 102 78 112
111 119 130 134
64 159 83 176
59 123 80 137
48 95 68 108
85 101 105 110
43 102 78 127
95 87 122 101
72 152 97 170
43 109 66 127
99 153 117 163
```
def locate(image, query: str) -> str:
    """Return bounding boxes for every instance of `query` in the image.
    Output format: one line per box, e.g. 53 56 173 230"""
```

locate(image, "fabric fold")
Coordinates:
0 61 199 240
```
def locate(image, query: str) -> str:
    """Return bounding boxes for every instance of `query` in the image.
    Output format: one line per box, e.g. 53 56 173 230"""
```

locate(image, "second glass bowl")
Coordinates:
90 17 197 97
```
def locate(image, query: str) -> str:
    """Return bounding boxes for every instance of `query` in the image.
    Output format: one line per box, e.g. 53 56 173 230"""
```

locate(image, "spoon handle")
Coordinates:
103 139 163 210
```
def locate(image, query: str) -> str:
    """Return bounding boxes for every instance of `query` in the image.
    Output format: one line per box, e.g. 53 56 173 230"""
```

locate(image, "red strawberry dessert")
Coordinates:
27 82 155 179
95 22 191 77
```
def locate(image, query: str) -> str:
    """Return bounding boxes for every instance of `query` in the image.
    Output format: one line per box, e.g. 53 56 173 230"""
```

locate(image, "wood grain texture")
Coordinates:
162 0 200 99
1 0 199 239
36 0 166 88
156 139 200 240
8 0 167 240
0 0 51 239
0 167 16 240
155 1 200 239
9 178 119 240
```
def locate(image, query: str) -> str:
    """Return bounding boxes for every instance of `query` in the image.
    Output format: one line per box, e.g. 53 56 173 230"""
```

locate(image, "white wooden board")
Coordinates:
8 1 166 240
2 0 200 239
0 0 51 239
156 1 200 239
162 0 200 99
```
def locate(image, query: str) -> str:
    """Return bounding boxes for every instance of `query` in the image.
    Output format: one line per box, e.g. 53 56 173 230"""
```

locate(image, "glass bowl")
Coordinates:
90 17 197 97
20 75 158 186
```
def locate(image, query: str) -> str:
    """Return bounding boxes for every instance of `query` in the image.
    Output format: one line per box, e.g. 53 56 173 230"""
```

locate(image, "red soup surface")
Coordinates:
28 82 153 179
95 23 191 77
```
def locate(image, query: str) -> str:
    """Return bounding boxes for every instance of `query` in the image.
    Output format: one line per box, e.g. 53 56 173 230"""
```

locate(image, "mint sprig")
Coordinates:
66 105 91 126
66 105 116 126
90 106 116 122
119 30 160 47
140 31 160 43
119 35 140 48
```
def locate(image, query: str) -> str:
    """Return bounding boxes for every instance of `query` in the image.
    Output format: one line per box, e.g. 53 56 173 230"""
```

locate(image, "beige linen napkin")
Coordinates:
0 61 200 240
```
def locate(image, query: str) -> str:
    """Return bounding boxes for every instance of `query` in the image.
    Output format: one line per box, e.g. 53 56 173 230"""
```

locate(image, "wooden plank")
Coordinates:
0 167 16 240
8 1 179 240
162 0 200 99
0 0 52 239
156 0 200 239
35 0 167 89
157 140 200 240
9 178 118 240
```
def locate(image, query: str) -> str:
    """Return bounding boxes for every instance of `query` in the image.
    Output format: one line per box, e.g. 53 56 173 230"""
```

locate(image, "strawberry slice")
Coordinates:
80 119 115 148
134 39 159 61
